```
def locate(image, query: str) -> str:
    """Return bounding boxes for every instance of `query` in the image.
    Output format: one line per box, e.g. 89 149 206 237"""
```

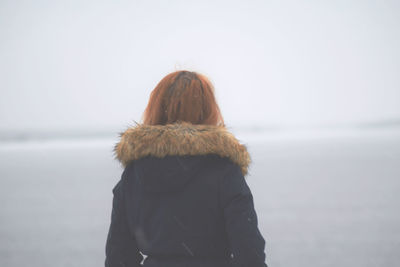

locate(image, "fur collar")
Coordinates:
114 121 251 176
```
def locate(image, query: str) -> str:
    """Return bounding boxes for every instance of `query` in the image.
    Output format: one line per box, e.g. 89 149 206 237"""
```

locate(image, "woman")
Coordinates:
105 70 268 267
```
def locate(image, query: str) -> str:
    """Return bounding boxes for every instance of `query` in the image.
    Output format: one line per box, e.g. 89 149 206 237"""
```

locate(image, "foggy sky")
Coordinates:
1 0 399 132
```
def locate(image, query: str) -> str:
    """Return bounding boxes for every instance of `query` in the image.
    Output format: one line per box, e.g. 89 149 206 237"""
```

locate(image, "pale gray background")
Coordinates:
1 0 399 132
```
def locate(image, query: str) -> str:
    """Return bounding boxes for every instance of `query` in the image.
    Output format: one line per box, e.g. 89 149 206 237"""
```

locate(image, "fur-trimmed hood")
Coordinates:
114 121 251 176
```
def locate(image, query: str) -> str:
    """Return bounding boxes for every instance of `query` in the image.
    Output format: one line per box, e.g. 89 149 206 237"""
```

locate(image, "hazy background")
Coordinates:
1 0 399 134
1 0 399 267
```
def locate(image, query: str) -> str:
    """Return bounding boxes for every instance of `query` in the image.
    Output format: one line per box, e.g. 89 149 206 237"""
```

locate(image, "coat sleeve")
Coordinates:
105 171 143 267
220 164 268 267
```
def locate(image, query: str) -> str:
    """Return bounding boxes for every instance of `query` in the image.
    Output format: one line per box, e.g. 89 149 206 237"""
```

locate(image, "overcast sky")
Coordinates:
0 0 399 132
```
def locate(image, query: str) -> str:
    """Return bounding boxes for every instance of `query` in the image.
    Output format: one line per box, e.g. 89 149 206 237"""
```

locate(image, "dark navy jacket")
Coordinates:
105 122 268 267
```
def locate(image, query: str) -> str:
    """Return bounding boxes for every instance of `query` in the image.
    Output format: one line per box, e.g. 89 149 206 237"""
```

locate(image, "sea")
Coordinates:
1 126 399 267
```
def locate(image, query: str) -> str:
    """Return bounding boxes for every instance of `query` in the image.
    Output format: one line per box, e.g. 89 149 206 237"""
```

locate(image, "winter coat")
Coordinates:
105 121 268 267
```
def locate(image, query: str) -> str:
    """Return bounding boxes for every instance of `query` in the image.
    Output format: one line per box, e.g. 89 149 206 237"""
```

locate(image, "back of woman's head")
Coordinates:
142 70 225 126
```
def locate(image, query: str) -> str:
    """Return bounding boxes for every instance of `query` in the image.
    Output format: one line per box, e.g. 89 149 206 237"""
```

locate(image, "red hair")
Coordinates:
142 70 225 126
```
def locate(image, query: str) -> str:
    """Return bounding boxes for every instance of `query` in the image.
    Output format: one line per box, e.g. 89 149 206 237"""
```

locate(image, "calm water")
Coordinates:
1 131 399 267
